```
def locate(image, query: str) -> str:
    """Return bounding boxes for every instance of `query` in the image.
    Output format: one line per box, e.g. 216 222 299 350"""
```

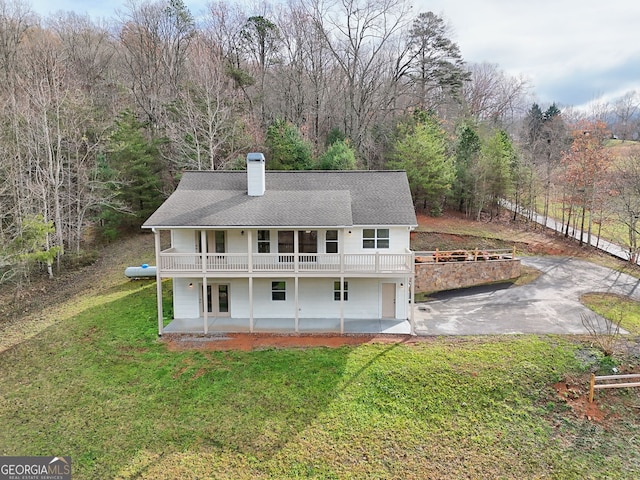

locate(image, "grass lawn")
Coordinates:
582 292 640 335
2 279 640 478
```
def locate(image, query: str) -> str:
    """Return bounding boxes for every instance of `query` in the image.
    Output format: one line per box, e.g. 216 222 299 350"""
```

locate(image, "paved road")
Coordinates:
414 256 640 335
502 200 636 263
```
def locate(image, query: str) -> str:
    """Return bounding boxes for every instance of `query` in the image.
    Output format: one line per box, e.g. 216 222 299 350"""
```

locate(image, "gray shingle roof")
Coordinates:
142 170 417 228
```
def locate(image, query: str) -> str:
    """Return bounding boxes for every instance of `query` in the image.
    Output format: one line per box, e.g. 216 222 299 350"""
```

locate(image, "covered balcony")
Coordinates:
158 249 413 275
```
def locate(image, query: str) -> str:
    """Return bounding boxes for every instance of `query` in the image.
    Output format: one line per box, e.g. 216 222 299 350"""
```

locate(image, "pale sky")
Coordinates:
30 0 640 109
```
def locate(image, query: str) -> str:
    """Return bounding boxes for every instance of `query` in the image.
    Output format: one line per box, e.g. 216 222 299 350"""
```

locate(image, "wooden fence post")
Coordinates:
589 373 595 403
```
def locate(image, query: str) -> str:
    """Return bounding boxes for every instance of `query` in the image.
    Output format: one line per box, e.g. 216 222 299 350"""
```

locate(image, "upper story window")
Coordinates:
215 231 225 253
298 230 318 253
195 230 225 253
362 228 389 249
258 230 270 253
326 230 338 253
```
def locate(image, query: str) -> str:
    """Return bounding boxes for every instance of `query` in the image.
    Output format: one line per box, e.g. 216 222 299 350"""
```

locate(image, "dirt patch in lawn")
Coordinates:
162 333 422 351
553 379 607 423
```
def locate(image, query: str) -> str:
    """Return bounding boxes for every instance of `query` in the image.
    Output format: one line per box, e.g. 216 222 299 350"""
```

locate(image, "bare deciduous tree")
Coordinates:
463 62 529 125
304 0 412 161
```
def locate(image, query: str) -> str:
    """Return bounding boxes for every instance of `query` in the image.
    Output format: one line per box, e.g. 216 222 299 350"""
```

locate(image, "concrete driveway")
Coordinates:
414 256 640 335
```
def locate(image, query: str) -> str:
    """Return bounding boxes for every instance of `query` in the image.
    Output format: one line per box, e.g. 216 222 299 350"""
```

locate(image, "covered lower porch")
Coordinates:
162 316 411 335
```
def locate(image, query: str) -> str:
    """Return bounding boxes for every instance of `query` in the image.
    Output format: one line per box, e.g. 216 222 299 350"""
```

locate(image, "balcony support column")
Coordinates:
409 274 415 335
203 276 208 334
294 276 299 333
153 228 164 336
340 275 345 334
249 276 254 333
294 230 299 273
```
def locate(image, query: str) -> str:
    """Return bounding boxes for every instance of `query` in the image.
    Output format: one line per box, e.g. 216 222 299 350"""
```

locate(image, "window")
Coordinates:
298 230 318 253
258 230 270 253
278 231 294 253
363 228 389 249
326 230 338 253
334 281 348 301
272 281 286 301
215 231 226 253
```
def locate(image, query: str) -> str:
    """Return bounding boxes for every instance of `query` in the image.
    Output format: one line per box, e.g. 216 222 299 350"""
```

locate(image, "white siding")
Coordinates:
228 279 250 317
172 229 197 252
226 230 247 253
250 278 407 319
251 278 295 318
173 277 201 318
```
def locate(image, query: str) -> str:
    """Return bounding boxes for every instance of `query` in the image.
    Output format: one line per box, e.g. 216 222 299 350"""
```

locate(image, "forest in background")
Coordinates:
2 0 640 293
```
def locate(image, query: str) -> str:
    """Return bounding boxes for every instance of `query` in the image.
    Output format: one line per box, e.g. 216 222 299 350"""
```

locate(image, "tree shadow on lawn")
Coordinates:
0 282 369 479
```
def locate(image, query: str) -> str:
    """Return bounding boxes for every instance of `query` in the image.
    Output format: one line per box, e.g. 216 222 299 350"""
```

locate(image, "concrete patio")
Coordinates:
162 316 411 335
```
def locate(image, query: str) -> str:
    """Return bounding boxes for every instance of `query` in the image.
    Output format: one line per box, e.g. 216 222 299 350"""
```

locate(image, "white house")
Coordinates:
142 153 418 335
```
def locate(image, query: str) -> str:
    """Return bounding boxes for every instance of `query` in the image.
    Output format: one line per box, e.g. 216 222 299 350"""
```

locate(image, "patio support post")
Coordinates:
249 277 254 333
201 230 208 335
410 264 416 336
203 276 208 334
294 230 299 273
340 275 345 334
153 228 164 336
294 276 299 333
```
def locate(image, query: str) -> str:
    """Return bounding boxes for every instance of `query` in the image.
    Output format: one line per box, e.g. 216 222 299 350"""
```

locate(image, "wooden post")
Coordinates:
512 245 517 259
435 248 439 263
474 248 479 261
589 373 596 403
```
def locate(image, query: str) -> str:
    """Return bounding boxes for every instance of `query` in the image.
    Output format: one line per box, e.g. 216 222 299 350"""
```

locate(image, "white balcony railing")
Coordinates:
159 250 413 274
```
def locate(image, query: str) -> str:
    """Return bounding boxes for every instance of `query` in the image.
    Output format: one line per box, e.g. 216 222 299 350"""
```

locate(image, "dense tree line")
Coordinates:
5 0 640 287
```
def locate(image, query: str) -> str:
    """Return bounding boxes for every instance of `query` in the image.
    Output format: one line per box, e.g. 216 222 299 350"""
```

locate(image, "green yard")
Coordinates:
2 277 640 479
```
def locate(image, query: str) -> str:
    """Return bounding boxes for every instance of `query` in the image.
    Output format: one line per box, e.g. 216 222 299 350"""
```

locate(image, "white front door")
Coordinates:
381 283 396 318
201 283 230 317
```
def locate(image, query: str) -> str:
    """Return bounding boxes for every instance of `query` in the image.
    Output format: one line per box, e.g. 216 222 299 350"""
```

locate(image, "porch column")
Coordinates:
340 275 345 334
294 276 299 333
249 276 254 333
340 229 345 273
201 230 208 335
153 228 164 336
410 272 416 336
247 230 253 273
203 276 208 334
200 230 207 274
294 230 299 273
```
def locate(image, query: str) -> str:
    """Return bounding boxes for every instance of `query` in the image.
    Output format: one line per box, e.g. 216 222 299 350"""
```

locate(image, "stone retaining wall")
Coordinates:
415 259 521 293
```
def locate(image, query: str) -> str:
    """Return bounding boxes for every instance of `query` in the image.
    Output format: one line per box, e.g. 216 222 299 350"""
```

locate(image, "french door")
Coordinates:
201 283 230 316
